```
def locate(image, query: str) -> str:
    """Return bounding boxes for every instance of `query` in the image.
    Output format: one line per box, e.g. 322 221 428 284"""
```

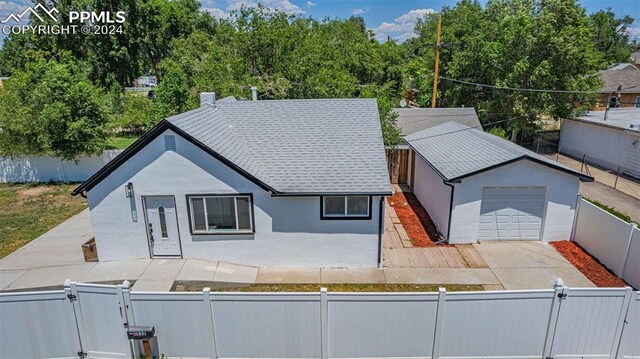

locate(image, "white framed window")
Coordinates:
188 194 253 234
321 196 371 219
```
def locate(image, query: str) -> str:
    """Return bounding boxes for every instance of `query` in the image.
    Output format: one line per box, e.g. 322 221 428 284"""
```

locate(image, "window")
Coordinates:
635 96 640 108
188 195 253 234
608 96 618 108
321 196 370 219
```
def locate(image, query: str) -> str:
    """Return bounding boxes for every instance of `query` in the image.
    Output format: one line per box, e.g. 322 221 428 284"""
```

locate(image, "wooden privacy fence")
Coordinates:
1 280 639 359
386 149 409 184
0 150 122 183
572 196 640 289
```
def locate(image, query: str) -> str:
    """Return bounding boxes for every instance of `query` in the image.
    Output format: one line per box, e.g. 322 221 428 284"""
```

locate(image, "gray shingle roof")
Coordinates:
598 65 640 94
394 107 481 136
404 121 591 182
166 98 391 194
574 109 640 132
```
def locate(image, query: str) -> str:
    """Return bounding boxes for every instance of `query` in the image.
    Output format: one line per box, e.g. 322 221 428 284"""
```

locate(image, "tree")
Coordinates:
0 59 110 159
589 9 634 66
409 0 603 143
149 65 192 127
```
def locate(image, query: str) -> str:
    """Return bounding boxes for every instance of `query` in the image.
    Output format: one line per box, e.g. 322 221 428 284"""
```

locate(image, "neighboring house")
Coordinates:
405 121 593 244
388 107 481 185
631 52 640 68
597 64 640 109
559 109 640 179
72 94 391 268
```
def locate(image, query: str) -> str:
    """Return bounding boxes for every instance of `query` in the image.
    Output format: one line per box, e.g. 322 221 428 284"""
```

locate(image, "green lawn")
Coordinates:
0 183 87 258
177 283 484 292
107 136 138 149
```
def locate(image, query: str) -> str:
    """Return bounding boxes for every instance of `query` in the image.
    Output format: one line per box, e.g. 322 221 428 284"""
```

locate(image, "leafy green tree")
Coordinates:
0 59 110 159
111 93 153 134
149 65 192 127
589 9 635 65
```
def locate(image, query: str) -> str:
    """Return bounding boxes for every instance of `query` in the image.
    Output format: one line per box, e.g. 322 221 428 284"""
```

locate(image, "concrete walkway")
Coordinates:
546 154 640 222
0 207 595 292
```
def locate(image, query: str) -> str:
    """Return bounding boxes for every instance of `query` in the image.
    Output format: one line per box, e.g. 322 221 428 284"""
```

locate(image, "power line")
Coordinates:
439 76 602 94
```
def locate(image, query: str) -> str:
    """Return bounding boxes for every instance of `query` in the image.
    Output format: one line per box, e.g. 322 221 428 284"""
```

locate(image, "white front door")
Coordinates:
477 187 547 241
144 196 181 257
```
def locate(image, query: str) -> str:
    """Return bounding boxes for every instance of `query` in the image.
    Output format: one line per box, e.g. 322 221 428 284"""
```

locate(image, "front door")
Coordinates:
144 196 181 257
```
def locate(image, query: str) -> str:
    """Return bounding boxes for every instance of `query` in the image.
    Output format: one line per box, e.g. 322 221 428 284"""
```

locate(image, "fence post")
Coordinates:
432 287 446 359
542 279 565 359
116 281 135 359
611 288 634 358
569 195 582 242
614 290 637 359
66 280 89 358
64 279 86 357
619 223 637 278
202 287 218 359
320 287 328 359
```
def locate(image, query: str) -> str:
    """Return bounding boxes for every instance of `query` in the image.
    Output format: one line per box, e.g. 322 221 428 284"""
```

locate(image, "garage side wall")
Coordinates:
412 155 451 237
86 129 381 267
448 160 580 244
560 119 639 178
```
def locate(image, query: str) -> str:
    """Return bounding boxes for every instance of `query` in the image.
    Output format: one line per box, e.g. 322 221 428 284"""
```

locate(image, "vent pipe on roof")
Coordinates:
251 86 258 101
200 92 216 107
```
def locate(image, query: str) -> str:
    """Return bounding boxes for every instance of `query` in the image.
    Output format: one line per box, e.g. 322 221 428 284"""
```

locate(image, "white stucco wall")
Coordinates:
447 160 580 244
560 119 640 178
87 129 383 268
412 154 451 237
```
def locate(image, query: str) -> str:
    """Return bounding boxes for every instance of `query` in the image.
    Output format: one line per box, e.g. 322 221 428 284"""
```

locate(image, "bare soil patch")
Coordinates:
550 241 627 287
387 191 444 247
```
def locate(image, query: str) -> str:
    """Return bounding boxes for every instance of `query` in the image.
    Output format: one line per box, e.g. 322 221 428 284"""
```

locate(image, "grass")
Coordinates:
584 197 633 223
205 283 484 292
107 135 138 149
0 183 87 258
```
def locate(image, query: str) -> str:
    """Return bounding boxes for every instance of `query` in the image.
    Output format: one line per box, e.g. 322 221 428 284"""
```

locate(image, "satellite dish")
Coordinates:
400 99 407 108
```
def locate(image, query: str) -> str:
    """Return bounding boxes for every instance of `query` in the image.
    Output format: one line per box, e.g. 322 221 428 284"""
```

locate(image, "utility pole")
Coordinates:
431 14 442 108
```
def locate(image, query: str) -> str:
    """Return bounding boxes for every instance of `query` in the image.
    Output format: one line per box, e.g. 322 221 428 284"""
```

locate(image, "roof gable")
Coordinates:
405 121 593 182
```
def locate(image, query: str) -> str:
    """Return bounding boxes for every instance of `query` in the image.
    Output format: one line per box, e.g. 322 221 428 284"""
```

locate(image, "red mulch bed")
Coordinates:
387 191 444 247
550 241 627 287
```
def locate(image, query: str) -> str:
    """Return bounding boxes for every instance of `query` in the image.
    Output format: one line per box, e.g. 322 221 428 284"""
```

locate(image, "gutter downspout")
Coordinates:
443 181 455 244
377 196 385 268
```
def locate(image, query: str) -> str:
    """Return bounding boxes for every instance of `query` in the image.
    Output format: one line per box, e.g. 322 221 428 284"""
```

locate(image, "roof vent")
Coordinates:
251 86 258 101
164 135 176 151
200 92 216 107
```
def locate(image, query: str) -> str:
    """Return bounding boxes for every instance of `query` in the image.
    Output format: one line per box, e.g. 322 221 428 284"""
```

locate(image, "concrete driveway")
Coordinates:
1 208 594 292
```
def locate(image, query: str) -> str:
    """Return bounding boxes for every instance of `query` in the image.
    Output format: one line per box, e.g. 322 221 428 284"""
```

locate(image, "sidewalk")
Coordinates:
545 154 640 223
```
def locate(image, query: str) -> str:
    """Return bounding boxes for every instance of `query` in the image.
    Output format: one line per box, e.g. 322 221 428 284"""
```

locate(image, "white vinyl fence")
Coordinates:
1 281 638 359
572 197 640 289
0 150 122 183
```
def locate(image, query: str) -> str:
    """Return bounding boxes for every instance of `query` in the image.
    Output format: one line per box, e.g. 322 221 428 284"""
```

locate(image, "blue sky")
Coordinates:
1 0 639 44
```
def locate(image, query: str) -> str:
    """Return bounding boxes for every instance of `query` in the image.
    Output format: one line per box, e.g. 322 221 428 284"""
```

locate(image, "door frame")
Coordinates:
141 195 183 258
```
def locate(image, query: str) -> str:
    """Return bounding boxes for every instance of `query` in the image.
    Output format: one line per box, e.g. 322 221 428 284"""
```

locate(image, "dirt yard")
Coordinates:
0 183 87 258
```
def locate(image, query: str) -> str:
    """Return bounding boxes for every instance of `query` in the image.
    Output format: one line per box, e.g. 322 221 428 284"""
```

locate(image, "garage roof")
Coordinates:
573 109 640 132
394 107 481 136
405 121 593 182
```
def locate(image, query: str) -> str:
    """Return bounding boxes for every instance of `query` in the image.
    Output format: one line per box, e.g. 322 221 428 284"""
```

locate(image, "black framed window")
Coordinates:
187 195 253 233
321 196 371 219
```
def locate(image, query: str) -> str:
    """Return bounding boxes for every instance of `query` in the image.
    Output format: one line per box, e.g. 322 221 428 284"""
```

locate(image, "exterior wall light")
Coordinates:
125 182 134 198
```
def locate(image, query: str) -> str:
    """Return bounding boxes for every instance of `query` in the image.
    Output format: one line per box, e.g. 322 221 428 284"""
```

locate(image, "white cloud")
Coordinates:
306 1 315 8
226 0 304 15
370 8 435 43
627 26 640 41
351 7 369 16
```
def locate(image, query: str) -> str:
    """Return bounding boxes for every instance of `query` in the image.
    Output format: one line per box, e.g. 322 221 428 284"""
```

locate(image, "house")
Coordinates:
596 64 640 109
387 107 481 185
559 109 640 179
405 121 593 244
72 94 391 268
630 52 640 68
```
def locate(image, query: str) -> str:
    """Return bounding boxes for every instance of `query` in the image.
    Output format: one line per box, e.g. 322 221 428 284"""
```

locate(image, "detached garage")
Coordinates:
405 122 593 244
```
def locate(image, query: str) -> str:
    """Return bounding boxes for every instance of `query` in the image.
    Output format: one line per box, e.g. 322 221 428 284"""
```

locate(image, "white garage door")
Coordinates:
478 187 547 241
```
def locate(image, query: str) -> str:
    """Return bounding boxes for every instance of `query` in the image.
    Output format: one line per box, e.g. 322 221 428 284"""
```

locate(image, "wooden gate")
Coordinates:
386 149 409 184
